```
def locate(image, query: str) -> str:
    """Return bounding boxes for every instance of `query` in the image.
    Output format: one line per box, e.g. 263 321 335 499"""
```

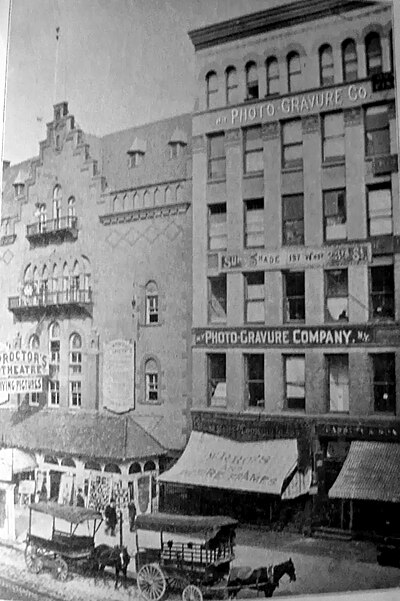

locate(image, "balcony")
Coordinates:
8 288 92 319
26 216 78 244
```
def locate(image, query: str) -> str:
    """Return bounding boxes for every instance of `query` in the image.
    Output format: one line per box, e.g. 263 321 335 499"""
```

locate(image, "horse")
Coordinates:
91 544 130 589
227 558 296 598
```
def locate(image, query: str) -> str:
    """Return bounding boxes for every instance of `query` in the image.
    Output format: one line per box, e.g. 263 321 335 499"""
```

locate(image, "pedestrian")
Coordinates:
128 500 137 532
76 488 85 507
104 498 118 536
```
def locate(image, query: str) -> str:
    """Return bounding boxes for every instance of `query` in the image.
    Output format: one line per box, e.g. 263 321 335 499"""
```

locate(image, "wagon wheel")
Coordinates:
54 556 68 581
24 543 43 574
137 563 167 601
168 575 190 592
182 584 203 601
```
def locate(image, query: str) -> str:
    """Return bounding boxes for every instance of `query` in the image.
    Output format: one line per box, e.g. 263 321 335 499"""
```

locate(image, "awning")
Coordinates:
159 431 304 497
329 441 400 503
0 448 37 475
282 467 312 500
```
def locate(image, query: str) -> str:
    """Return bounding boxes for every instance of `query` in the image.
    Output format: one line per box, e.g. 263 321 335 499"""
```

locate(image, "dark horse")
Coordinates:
227 558 296 598
92 544 130 588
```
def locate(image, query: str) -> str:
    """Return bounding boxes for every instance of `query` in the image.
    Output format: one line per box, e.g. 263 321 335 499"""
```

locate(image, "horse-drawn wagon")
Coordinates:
24 501 103 581
134 512 296 601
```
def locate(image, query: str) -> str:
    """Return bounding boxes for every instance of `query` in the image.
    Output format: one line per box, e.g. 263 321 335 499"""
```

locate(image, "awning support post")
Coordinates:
349 500 353 531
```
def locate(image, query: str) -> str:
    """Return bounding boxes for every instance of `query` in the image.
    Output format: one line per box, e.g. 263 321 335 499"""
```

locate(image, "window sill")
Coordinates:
207 177 226 185
322 158 345 168
141 322 163 328
138 400 163 406
324 238 348 244
243 171 263 179
281 165 303 174
284 319 305 325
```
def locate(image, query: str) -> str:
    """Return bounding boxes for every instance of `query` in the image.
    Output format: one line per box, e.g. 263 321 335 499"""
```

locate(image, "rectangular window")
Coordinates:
244 272 265 323
208 353 226 407
69 351 82 375
370 265 394 319
208 204 227 250
285 355 305 410
324 189 347 241
208 275 227 323
243 125 263 174
245 354 264 408
145 373 158 402
327 354 349 412
282 194 304 245
323 113 345 162
282 120 302 169
50 340 60 365
372 353 395 413
325 269 348 322
48 380 60 406
69 381 82 407
284 272 305 322
244 199 264 248
146 294 159 324
26 393 39 407
365 105 390 157
208 133 226 180
368 185 392 236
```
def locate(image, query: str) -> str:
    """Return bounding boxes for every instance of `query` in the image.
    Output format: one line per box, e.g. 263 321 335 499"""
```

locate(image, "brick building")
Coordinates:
160 0 400 535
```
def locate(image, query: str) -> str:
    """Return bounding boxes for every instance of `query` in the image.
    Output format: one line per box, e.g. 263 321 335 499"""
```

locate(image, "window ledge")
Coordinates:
322 159 345 168
138 400 163 406
243 171 263 179
207 177 226 185
140 322 163 328
281 166 303 174
284 320 306 325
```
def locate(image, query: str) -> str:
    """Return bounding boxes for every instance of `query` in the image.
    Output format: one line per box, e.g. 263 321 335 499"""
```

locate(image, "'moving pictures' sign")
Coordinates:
103 339 135 414
193 326 373 348
219 243 371 273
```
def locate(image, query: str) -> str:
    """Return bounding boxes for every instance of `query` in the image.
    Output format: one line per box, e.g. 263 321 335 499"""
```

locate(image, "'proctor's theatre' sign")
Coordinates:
219 243 371 273
193 326 373 348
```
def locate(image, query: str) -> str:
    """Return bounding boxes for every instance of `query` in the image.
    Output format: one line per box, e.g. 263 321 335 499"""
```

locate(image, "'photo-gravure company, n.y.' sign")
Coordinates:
0 349 49 396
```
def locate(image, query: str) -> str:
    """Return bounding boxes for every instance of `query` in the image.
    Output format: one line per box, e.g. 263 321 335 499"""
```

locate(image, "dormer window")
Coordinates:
127 137 147 168
128 151 145 168
13 170 25 197
168 128 187 159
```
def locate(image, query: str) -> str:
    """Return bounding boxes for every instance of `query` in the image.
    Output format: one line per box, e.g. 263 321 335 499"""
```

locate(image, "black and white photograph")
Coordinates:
0 1 399 600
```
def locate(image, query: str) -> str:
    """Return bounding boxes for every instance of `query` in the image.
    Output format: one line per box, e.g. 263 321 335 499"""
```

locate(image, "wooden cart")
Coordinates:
25 501 103 581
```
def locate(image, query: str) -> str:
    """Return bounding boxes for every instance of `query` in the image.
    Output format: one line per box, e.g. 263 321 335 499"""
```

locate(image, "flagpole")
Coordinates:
54 27 60 105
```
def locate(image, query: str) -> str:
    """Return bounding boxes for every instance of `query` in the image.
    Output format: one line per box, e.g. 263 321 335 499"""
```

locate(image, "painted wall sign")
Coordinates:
219 243 371 273
103 339 135 414
0 378 43 393
316 422 400 441
0 350 48 377
209 82 371 129
193 326 373 347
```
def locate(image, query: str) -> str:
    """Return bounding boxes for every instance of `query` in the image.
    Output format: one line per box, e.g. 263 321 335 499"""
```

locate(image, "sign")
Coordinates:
372 154 398 175
0 458 12 482
103 339 135 413
193 326 373 348
219 243 371 273
0 378 43 393
316 422 400 441
371 71 395 93
210 82 372 129
0 350 48 378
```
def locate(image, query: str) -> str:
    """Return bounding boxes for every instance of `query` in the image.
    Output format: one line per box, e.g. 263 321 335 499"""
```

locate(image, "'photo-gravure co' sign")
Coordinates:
193 326 373 348
219 243 371 273
103 340 135 414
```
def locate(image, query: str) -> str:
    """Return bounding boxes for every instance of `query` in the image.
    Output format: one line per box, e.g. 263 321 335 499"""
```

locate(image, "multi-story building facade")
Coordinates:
0 102 192 521
160 0 400 533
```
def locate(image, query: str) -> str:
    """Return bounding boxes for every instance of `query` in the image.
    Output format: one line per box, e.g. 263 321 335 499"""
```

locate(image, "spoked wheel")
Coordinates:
168 575 190 592
137 563 167 601
182 584 203 601
24 543 43 574
54 556 68 581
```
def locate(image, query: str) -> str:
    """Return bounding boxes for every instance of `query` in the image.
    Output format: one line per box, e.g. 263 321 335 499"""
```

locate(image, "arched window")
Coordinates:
32 267 39 300
62 263 69 301
266 57 279 96
144 460 156 472
342 39 358 82
49 322 60 407
319 44 334 86
53 185 62 223
225 66 239 105
133 192 139 209
366 32 382 76
70 261 80 302
165 187 172 204
61 458 76 468
104 463 121 474
245 61 259 100
85 460 101 471
145 281 159 324
112 196 118 213
51 263 58 300
41 265 49 303
287 51 302 92
154 188 161 205
206 71 218 109
67 197 76 225
29 334 40 349
129 462 142 474
38 204 47 233
145 358 159 403
44 455 58 465
143 190 152 208
69 333 82 375
176 185 183 204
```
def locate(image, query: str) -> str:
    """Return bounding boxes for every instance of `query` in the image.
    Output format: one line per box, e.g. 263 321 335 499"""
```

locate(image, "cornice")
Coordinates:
99 202 191 225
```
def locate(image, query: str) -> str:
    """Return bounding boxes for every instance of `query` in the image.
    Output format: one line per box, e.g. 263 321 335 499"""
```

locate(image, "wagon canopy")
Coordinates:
135 512 237 540
29 501 102 523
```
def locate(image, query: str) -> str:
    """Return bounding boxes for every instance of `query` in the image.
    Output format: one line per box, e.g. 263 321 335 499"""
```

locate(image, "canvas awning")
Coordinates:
159 431 308 498
329 441 400 503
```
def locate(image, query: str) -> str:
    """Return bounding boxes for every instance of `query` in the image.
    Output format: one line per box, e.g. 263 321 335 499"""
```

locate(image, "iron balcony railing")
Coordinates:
26 216 78 239
8 288 92 312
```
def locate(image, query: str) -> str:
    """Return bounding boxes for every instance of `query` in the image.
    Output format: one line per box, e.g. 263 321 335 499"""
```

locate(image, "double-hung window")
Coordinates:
327 355 349 412
208 276 227 323
372 353 395 413
208 354 226 407
324 189 346 241
325 269 348 322
365 105 390 157
368 185 392 236
206 71 218 109
323 113 344 162
342 39 358 82
282 194 304 245
208 204 227 250
319 45 334 86
266 57 279 96
282 120 302 169
243 125 263 174
245 354 264 408
226 67 239 105
145 359 159 403
287 52 302 92
244 199 264 248
246 62 259 100
208 133 226 180
284 272 305 322
244 272 265 323
285 356 305 410
370 265 394 319
366 32 382 77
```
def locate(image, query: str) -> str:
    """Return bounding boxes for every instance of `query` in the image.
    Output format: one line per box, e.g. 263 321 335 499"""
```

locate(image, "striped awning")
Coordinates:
329 441 400 503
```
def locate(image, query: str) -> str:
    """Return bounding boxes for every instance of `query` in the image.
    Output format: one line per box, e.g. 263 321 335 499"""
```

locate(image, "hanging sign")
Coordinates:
103 340 135 413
